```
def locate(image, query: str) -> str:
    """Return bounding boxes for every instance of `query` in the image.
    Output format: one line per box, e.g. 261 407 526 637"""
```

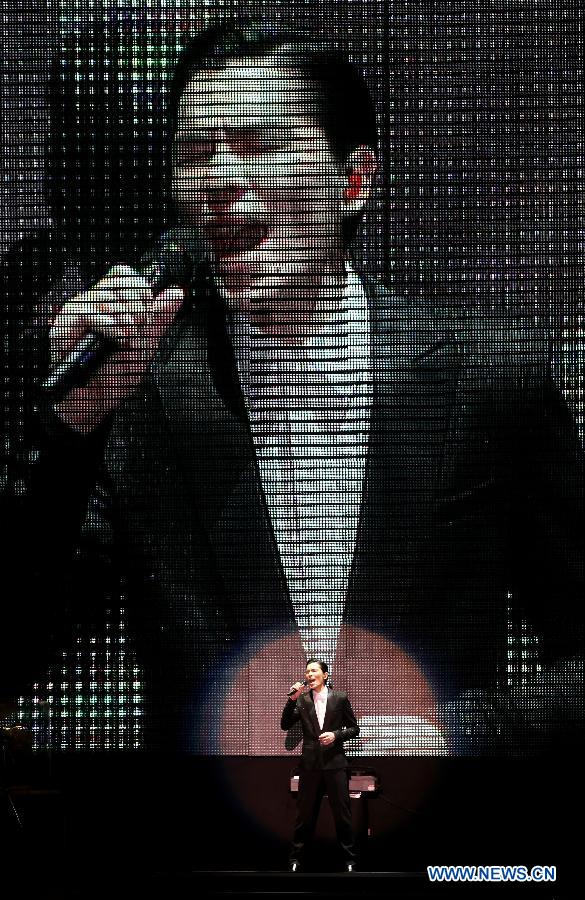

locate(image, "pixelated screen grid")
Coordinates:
1 0 583 754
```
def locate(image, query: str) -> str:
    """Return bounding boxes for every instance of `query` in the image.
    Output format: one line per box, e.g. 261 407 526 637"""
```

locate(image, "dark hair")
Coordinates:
169 21 378 245
306 659 329 679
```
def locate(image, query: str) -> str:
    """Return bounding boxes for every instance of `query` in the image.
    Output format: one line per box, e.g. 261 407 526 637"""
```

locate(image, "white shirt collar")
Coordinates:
229 261 368 375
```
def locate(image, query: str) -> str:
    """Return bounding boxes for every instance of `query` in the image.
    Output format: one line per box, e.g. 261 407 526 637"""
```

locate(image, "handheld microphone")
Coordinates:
288 680 307 698
40 228 201 403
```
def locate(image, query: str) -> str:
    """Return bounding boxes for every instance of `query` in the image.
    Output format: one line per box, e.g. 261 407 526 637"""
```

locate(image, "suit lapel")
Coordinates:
308 688 336 734
322 688 337 733
306 690 321 736
150 267 294 642
346 280 462 635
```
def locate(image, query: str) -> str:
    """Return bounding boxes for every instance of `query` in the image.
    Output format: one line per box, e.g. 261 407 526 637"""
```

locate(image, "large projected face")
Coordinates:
172 56 371 336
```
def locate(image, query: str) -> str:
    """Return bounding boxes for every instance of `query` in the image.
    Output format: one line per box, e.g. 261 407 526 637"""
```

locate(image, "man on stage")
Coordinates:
282 660 359 872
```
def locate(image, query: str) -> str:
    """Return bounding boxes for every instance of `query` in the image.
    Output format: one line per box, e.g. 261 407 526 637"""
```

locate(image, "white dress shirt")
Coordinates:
313 685 328 731
230 264 372 667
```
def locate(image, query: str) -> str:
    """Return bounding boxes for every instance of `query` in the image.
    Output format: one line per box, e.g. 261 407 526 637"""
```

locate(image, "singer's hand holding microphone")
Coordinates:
43 229 199 435
288 681 306 701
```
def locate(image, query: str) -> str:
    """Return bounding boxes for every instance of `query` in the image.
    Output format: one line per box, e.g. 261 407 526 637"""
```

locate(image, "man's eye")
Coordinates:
236 130 288 155
244 139 283 154
175 143 214 165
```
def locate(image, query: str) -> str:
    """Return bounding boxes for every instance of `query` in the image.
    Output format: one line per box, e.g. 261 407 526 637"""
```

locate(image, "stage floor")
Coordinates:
12 870 566 899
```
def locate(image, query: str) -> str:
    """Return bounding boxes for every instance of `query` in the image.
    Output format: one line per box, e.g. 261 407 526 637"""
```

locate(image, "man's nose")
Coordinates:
206 141 248 213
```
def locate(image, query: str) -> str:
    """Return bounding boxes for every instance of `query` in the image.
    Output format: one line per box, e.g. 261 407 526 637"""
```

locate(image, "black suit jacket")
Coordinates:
281 690 359 770
3 263 584 753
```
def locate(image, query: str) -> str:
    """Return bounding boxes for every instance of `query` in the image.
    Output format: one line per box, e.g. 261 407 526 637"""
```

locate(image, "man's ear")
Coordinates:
342 145 377 214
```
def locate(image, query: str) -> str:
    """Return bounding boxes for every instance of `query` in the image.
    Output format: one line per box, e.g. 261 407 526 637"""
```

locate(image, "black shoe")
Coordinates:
289 861 300 872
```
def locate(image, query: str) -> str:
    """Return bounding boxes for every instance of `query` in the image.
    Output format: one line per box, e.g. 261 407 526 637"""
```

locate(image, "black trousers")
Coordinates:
290 767 356 865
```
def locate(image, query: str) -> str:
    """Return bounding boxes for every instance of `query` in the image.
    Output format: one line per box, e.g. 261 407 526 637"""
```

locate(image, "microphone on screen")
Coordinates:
40 228 201 404
288 680 308 698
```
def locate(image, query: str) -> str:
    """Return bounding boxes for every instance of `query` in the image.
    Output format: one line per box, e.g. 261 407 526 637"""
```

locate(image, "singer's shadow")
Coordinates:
285 721 303 751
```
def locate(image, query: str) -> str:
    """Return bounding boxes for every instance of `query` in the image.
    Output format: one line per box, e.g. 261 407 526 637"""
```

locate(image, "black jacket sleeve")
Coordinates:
281 697 300 730
441 321 584 754
333 695 360 744
509 372 585 659
1 399 116 703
